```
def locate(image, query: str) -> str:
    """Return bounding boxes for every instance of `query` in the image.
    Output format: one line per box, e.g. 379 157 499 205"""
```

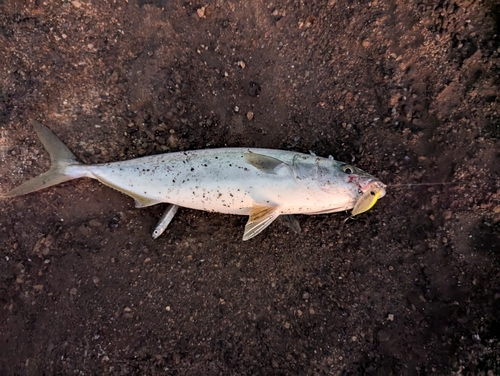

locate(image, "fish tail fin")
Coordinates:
1 121 85 198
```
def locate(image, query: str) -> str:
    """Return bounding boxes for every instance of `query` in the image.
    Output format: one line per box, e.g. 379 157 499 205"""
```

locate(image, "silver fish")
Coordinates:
1 121 386 240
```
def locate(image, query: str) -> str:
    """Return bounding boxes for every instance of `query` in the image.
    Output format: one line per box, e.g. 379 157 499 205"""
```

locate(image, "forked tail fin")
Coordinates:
1 121 84 198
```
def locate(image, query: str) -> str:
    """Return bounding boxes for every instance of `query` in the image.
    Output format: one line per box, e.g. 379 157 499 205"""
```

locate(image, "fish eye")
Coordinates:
370 191 375 196
342 164 353 174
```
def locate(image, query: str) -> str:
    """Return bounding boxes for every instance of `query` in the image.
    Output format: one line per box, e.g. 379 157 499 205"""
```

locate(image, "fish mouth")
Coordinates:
357 178 387 198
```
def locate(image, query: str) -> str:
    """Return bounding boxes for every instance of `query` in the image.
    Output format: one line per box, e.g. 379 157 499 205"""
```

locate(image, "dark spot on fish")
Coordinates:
191 168 194 171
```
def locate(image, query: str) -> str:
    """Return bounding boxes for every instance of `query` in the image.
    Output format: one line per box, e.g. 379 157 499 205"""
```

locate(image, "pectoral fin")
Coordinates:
352 190 381 216
244 152 288 174
243 203 280 241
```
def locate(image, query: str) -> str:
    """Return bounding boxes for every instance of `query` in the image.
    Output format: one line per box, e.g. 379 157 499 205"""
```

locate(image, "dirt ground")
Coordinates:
0 0 499 374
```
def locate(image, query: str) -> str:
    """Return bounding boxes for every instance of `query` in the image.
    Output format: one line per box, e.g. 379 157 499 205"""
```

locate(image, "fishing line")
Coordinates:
388 180 499 188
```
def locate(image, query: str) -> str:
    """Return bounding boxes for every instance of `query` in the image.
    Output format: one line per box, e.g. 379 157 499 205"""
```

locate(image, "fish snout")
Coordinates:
357 178 386 197
372 181 386 198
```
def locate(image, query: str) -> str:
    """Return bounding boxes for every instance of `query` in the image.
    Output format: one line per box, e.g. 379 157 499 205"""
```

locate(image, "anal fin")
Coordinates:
243 203 280 241
93 175 162 208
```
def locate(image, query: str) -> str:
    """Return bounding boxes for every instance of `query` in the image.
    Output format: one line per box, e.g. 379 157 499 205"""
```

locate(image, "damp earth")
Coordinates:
1 1 499 374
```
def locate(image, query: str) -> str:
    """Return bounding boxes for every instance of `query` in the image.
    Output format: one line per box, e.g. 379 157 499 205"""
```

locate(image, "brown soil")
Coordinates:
1 0 499 374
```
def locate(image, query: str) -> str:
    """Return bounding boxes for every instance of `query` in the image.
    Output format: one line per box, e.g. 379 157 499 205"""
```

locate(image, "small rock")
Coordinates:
246 111 254 120
196 6 207 19
70 288 78 295
378 330 391 342
33 284 44 291
88 219 102 228
168 135 178 148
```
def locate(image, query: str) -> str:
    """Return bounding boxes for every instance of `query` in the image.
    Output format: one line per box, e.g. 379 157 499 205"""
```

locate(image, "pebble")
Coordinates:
168 135 178 148
246 111 254 120
378 330 391 342
196 6 207 19
88 219 102 228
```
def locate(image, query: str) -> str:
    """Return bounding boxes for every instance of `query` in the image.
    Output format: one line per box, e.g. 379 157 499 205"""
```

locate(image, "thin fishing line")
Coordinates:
388 179 499 188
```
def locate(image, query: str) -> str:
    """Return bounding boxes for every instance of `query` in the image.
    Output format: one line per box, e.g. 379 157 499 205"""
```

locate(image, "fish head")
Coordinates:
332 162 386 215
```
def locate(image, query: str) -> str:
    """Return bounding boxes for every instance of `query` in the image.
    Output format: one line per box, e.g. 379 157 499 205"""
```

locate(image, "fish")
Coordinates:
1 121 386 240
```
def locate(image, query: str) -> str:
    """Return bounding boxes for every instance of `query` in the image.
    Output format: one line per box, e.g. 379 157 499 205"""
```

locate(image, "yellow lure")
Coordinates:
351 188 383 216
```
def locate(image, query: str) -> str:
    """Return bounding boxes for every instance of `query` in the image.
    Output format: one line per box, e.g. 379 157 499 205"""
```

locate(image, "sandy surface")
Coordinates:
1 0 499 374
